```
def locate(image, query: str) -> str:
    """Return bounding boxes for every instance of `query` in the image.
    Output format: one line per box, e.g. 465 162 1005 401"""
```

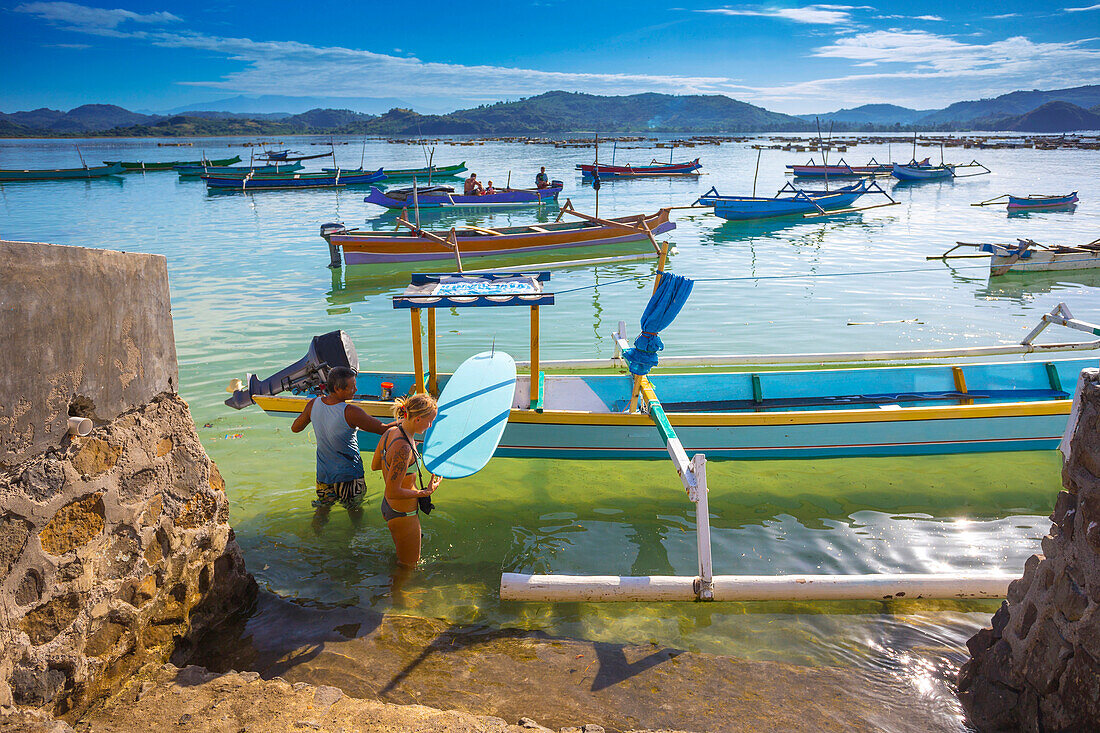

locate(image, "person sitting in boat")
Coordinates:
535 166 549 189
371 393 441 567
484 180 497 195
291 366 390 530
464 173 483 196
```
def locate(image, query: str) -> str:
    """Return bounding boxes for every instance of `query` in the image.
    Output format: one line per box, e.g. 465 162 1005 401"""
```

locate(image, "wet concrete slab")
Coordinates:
183 591 959 732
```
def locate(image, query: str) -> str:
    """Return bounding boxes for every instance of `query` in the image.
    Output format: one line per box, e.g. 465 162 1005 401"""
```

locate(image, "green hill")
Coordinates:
348 91 808 134
974 101 1100 132
918 85 1100 125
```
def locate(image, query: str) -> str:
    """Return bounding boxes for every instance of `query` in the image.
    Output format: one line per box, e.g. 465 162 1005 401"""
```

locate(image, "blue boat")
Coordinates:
696 180 882 220
892 157 990 181
227 273 1100 461
201 167 385 190
363 181 564 209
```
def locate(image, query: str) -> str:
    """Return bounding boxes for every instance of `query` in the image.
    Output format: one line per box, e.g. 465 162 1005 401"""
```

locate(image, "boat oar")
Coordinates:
971 194 1009 207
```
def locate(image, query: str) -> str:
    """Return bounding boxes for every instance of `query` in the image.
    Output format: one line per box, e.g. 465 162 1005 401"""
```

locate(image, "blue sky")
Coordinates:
2 1 1099 114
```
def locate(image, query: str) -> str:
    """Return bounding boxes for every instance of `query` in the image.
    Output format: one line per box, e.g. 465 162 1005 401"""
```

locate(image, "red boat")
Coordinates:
576 158 702 178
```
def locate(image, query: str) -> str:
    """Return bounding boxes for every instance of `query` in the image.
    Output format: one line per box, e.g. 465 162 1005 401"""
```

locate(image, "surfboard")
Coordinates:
422 351 517 479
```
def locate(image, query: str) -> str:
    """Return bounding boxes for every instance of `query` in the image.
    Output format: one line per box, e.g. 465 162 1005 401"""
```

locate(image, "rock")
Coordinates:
70 438 120 477
313 685 343 708
38 494 105 555
156 437 173 457
0 514 32 576
15 569 45 606
10 664 69 706
18 459 68 501
519 718 551 730
19 593 83 645
960 369 1100 730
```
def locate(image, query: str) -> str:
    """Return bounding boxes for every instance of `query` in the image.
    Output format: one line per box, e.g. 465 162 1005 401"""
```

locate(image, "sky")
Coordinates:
2 1 1099 114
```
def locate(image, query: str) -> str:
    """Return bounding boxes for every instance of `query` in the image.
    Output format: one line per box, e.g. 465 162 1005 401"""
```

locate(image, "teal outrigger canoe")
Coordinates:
226 274 1100 460
381 162 467 179
104 155 241 172
0 162 123 182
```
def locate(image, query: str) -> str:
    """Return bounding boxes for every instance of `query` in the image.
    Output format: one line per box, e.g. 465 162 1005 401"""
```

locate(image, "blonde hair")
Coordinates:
392 393 437 420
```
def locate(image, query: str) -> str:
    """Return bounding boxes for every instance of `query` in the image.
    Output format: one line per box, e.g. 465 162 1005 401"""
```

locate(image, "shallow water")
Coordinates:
3 134 1099 729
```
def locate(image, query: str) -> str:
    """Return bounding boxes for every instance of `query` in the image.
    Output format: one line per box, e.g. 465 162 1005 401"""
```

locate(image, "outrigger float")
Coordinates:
225 272 1098 601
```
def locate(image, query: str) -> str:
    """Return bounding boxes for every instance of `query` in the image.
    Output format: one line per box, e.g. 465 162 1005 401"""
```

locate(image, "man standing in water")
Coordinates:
291 366 389 529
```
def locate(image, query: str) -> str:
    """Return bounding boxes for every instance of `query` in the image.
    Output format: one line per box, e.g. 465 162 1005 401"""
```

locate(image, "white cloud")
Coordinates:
1065 4 1100 11
988 13 1019 19
914 15 944 21
15 1 180 29
11 1 1100 114
698 4 858 25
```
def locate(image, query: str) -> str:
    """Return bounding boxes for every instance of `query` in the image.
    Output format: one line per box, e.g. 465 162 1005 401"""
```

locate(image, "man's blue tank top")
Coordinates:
311 398 364 483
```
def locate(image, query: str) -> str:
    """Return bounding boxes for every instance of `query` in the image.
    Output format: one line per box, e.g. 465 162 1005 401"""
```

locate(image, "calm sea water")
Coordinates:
4 135 1099 729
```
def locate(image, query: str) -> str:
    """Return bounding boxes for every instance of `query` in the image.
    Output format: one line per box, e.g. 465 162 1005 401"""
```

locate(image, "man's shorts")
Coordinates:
313 477 367 510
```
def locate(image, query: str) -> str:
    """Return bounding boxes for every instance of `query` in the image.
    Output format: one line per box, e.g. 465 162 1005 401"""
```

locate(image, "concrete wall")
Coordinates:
0 240 178 469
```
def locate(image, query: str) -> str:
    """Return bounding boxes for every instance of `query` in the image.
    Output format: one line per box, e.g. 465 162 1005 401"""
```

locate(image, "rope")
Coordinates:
547 256 1100 297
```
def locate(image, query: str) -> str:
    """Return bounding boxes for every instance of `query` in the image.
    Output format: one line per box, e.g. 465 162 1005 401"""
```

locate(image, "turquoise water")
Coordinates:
4 135 1099 729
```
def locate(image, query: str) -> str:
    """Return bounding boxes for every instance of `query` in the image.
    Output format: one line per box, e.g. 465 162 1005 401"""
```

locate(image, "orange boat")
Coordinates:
319 207 674 267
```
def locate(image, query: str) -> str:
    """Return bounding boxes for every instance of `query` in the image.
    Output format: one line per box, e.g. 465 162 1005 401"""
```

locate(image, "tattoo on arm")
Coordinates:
386 444 411 487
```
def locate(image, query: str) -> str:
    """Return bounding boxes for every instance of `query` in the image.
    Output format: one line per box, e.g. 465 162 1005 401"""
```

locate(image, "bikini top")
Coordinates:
382 427 420 477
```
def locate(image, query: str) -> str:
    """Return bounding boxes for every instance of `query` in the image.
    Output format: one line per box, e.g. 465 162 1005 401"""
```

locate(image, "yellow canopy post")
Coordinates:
530 305 542 410
427 308 438 396
410 308 425 394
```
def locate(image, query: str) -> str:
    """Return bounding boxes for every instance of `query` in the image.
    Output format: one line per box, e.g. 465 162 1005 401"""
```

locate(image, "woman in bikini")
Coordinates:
371 393 441 567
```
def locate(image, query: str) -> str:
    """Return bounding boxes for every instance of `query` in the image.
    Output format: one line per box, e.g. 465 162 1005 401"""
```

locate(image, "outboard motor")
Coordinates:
225 330 358 409
320 222 348 267
551 179 563 188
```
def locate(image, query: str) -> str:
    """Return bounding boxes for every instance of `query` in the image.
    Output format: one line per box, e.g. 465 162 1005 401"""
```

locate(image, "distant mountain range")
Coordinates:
161 94 422 116
2 86 1099 137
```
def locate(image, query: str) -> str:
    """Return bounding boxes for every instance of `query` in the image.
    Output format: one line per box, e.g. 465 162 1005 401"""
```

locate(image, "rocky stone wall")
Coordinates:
958 367 1100 730
0 241 254 719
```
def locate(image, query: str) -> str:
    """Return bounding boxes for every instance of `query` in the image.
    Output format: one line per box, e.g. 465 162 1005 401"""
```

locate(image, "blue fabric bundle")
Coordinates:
622 273 694 376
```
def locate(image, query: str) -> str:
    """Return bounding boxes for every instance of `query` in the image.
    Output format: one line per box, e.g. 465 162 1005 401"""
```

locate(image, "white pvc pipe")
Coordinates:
500 572 1015 603
67 417 92 436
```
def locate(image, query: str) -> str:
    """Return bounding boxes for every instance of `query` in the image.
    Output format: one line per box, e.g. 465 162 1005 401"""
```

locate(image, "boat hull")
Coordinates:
577 159 701 177
363 183 563 209
251 357 1094 460
1007 192 1079 210
175 162 303 176
327 212 674 265
788 164 891 178
105 156 240 171
698 183 869 221
202 168 385 190
380 163 468 179
0 162 123 181
891 163 955 180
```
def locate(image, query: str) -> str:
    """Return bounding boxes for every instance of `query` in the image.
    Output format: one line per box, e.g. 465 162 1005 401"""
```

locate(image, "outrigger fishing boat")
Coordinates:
225 268 1100 460
696 179 895 221
379 162 467 179
319 202 674 267
971 192 1079 211
891 157 990 181
934 237 1100 276
0 162 123 182
257 149 334 163
201 167 385 191
786 158 893 178
363 181 563 210
103 155 241 172
577 158 702 178
174 161 303 177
